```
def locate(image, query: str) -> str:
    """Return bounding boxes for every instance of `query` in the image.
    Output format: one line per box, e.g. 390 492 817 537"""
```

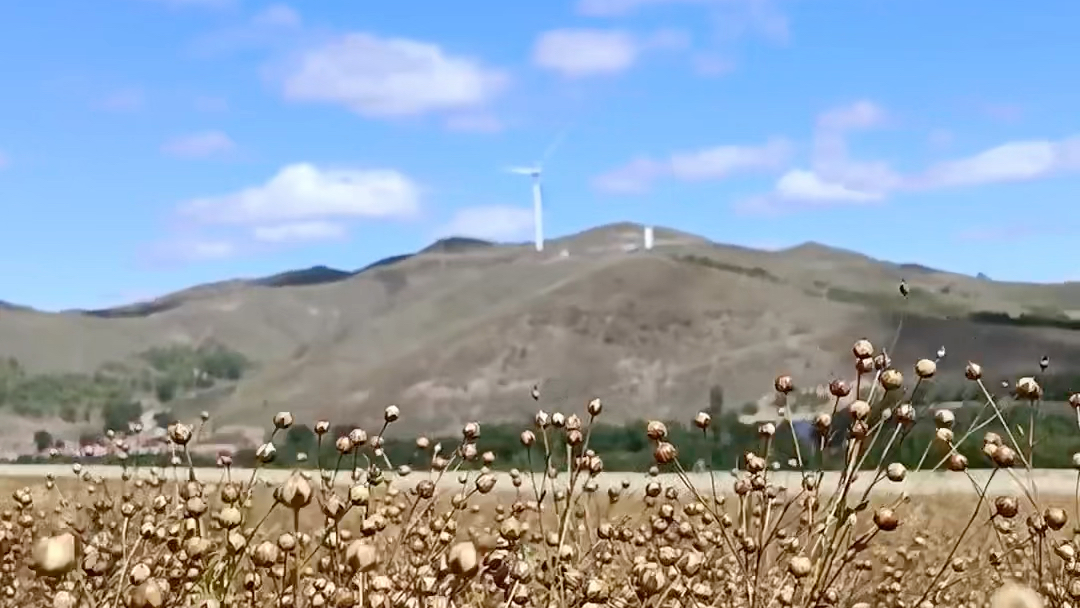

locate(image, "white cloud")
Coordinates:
774 170 882 203
179 163 421 225
599 100 897 208
444 113 504 133
735 170 882 215
578 0 789 44
532 28 688 77
815 100 886 132
253 221 346 243
732 101 895 212
161 131 236 158
915 137 1080 189
811 100 885 168
669 139 792 180
594 139 791 193
190 4 304 55
438 206 534 241
278 33 508 117
734 99 1080 215
576 0 710 17
809 102 903 196
533 29 636 77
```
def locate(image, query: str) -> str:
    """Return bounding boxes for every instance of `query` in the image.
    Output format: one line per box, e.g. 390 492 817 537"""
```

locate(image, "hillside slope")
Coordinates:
2 223 1080 441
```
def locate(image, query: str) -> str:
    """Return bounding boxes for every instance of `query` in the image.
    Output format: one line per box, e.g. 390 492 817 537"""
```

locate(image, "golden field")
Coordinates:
3 340 1080 608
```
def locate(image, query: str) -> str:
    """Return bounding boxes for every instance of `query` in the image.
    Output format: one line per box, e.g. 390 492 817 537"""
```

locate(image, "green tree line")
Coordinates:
23 397 1080 471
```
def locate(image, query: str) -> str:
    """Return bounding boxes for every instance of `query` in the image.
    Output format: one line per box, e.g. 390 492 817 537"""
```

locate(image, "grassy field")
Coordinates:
2 457 1067 608
4 438 1076 606
4 338 1078 608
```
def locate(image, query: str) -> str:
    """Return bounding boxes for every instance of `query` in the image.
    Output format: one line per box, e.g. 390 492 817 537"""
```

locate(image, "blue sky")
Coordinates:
1 0 1078 311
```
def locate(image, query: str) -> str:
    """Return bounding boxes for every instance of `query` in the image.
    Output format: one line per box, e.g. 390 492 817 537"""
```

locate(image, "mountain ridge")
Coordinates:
71 236 500 319
1 222 1080 453
10 227 1073 317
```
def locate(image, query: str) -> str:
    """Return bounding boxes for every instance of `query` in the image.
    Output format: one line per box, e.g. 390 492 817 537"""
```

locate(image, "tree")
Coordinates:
198 346 249 381
708 385 725 417
284 425 316 459
33 430 53 452
155 377 178 402
102 399 142 433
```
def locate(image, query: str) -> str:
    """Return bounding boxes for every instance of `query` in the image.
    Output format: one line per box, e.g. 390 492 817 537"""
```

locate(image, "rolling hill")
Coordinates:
2 222 1079 450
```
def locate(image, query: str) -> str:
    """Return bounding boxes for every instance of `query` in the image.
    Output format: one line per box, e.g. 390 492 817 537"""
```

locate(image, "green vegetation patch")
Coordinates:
824 285 965 317
0 343 250 429
675 255 781 282
968 310 1080 331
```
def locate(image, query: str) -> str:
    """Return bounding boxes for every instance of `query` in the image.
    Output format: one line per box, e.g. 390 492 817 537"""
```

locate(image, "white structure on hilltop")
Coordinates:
505 130 569 254
644 226 655 251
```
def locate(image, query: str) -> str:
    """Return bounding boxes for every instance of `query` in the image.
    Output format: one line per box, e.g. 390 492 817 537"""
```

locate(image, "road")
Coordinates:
0 464 1075 496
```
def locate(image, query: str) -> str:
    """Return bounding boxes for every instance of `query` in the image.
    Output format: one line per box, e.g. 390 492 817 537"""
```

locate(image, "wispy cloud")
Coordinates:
576 0 711 16
178 163 421 225
911 137 1080 189
159 163 424 261
275 32 509 117
189 3 305 55
531 28 689 77
161 131 236 158
730 100 1080 214
594 138 792 193
577 0 790 44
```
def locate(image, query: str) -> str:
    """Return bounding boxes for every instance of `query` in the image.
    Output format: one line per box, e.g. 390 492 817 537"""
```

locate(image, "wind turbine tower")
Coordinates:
508 166 544 252
505 129 568 254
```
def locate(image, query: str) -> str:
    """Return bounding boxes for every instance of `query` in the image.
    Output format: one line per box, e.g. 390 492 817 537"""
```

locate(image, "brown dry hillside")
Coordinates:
2 222 1080 439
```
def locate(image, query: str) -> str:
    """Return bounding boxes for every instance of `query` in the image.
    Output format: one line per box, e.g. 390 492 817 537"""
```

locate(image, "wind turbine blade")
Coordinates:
505 166 538 175
539 126 570 168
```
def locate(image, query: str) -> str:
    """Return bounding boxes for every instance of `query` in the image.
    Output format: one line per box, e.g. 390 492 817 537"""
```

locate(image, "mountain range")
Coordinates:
2 222 1079 445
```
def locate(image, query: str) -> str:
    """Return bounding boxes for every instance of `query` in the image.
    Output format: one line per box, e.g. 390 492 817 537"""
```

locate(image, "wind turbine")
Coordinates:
506 165 544 252
505 129 569 253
